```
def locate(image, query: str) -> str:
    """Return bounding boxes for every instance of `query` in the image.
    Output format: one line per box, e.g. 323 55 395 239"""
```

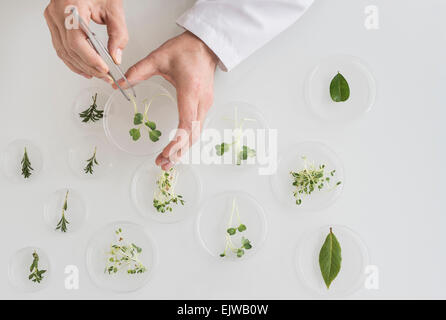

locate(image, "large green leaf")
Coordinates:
330 72 350 102
319 227 342 289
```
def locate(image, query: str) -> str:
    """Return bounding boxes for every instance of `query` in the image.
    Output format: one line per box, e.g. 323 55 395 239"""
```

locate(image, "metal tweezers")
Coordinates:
70 7 136 101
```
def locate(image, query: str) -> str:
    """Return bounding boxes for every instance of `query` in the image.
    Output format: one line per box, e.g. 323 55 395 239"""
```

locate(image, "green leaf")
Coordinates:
319 227 342 289
149 130 161 142
215 143 230 156
129 128 141 141
145 121 156 130
238 224 247 232
330 72 350 102
133 113 143 125
236 249 244 258
227 228 236 236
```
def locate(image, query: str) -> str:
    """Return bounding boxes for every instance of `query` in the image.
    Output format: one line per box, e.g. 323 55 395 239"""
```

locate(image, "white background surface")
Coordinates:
0 0 445 299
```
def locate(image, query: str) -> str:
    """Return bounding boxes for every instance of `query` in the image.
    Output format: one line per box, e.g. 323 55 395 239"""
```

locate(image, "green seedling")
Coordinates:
21 147 33 179
215 107 257 165
84 146 99 175
29 251 46 283
56 190 69 233
290 156 342 205
220 198 252 258
105 228 147 275
79 93 103 122
153 168 185 213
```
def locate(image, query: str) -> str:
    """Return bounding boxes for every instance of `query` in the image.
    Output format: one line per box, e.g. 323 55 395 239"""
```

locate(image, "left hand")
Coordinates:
115 31 218 170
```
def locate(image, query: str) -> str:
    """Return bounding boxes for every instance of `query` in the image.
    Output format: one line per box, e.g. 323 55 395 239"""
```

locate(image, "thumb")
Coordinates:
114 54 158 89
105 1 128 64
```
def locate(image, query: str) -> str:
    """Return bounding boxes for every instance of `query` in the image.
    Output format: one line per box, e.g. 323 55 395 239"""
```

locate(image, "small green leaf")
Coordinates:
330 72 350 102
145 121 156 130
129 128 141 141
238 224 247 232
319 227 342 289
215 143 230 156
133 113 143 125
227 228 236 235
236 249 244 258
149 130 161 142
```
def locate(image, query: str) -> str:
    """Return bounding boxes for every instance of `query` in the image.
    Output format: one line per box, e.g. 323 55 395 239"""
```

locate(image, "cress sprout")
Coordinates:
153 167 185 213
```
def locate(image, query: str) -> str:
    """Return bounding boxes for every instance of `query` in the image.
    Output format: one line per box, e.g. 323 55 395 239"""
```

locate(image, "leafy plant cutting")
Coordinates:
105 228 147 275
129 94 172 142
220 198 252 258
153 167 185 213
330 72 350 102
214 107 256 165
29 251 46 283
79 93 103 122
290 156 342 205
56 190 69 233
84 146 99 174
21 147 33 179
319 227 342 289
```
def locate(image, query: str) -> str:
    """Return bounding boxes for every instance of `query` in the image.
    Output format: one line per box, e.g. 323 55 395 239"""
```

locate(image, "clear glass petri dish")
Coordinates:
304 54 376 123
196 191 267 261
271 141 344 212
86 221 156 293
67 134 114 179
295 225 369 297
203 101 270 169
72 87 111 132
131 160 202 223
1 139 43 183
9 246 51 292
43 188 87 234
103 81 178 156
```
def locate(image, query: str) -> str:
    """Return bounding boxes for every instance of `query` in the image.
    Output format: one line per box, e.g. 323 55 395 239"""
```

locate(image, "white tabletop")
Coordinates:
0 0 444 299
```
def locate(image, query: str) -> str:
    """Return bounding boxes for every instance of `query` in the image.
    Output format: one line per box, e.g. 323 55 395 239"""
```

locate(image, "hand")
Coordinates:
115 31 218 170
44 0 128 83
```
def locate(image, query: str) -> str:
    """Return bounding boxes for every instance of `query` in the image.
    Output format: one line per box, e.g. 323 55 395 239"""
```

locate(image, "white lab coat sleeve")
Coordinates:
176 0 314 71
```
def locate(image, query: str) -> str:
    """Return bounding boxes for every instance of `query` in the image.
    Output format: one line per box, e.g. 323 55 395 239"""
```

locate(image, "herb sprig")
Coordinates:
153 168 185 213
56 190 69 232
105 228 147 275
290 156 341 205
21 147 33 179
215 107 256 165
84 146 99 175
220 198 252 258
79 93 103 123
29 251 47 283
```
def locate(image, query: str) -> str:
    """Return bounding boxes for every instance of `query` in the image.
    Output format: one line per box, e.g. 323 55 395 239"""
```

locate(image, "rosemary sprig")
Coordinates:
290 156 342 205
28 251 46 283
56 190 69 232
79 93 103 123
220 198 252 258
84 146 99 174
153 168 185 213
21 147 33 179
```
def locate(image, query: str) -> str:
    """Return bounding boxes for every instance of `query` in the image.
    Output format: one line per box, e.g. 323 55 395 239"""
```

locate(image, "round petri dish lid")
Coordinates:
9 246 51 292
67 134 114 179
196 191 267 261
1 139 43 183
86 221 156 293
72 87 110 132
131 160 202 223
103 81 178 156
204 101 270 168
271 141 344 212
295 225 370 297
43 188 87 234
305 54 376 123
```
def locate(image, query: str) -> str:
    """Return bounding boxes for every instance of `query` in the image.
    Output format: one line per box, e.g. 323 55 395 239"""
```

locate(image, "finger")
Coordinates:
114 55 158 89
104 0 128 64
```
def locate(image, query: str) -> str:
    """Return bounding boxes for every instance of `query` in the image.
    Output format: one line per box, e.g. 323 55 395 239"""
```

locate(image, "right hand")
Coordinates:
44 0 128 83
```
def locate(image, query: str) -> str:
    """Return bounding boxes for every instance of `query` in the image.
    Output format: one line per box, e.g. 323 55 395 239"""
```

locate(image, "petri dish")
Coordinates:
203 101 270 168
103 81 178 156
9 246 51 292
295 225 369 297
1 139 43 183
271 141 344 212
196 191 267 261
131 160 202 223
67 134 114 178
86 221 156 293
72 87 110 132
43 188 87 234
305 55 376 123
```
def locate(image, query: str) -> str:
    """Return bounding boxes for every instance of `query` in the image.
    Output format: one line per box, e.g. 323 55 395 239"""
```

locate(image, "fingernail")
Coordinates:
115 48 122 65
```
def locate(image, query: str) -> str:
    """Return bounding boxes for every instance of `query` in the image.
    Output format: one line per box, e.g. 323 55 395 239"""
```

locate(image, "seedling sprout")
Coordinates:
153 167 185 213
